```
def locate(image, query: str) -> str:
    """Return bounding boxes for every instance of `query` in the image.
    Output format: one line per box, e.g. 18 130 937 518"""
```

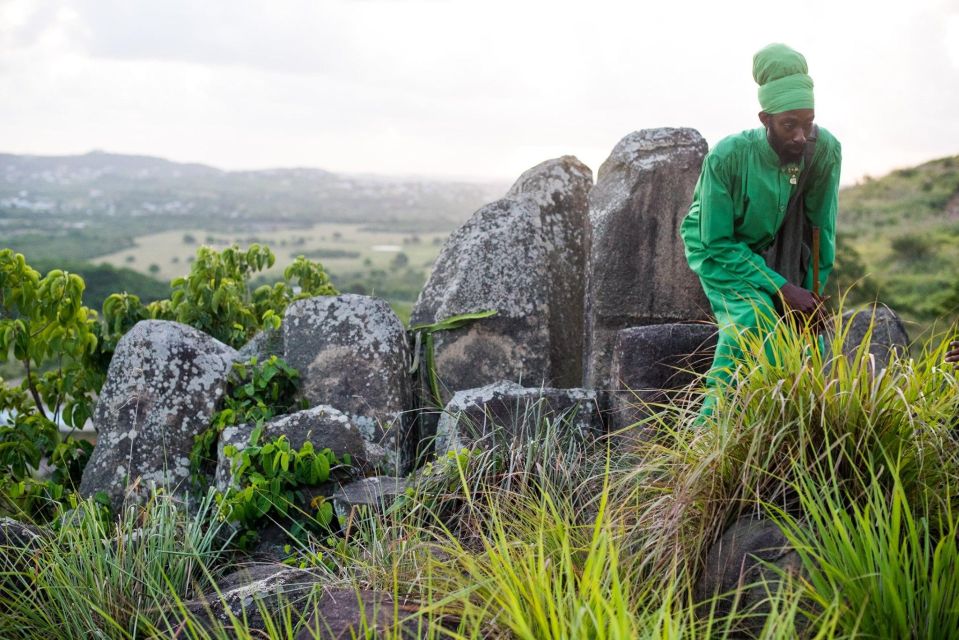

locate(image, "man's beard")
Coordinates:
767 130 803 163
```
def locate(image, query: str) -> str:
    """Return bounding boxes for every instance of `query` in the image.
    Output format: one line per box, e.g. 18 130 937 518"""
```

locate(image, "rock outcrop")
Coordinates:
284 295 413 475
608 323 717 437
411 157 592 411
584 128 710 390
435 381 603 455
80 320 237 509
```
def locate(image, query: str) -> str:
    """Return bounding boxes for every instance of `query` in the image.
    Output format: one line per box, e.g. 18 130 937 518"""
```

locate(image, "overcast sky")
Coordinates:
1 0 957 184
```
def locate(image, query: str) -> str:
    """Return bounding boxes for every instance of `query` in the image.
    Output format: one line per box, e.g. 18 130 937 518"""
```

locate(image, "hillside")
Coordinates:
837 155 959 332
0 151 506 262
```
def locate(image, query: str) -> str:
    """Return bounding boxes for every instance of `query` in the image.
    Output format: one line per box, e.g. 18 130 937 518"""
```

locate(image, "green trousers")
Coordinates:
699 285 781 419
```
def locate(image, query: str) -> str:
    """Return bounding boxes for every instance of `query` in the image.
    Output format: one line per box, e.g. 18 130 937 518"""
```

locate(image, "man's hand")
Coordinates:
778 282 819 314
945 340 959 368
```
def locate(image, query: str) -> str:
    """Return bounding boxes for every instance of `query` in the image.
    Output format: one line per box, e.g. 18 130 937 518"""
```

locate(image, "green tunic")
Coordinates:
680 126 842 409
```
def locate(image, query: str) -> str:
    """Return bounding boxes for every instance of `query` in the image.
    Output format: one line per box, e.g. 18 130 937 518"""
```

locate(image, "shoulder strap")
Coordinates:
763 124 820 288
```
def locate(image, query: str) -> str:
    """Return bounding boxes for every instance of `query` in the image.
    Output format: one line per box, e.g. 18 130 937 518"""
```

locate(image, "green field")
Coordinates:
89 223 449 323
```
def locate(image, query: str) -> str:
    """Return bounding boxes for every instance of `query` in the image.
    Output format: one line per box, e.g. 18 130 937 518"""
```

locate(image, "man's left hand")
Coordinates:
945 341 959 368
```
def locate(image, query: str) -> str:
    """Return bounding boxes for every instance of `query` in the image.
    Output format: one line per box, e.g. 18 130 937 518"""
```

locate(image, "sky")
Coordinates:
1 0 957 185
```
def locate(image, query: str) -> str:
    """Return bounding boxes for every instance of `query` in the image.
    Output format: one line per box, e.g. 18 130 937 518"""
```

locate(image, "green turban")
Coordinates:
753 43 815 114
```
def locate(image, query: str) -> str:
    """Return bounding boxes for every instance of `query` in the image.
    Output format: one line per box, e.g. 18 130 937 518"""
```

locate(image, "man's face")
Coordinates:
758 108 815 163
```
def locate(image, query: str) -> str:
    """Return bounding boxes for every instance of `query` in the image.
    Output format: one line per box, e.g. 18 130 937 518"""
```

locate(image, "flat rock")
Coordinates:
584 128 711 390
435 381 603 455
80 320 237 510
185 563 323 633
214 406 386 492
411 157 592 414
331 476 409 521
296 588 424 639
608 323 717 438
284 295 413 475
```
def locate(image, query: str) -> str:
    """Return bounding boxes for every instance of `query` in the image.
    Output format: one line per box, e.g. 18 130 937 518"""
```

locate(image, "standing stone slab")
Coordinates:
284 295 413 475
80 320 236 510
412 156 592 409
608 323 717 437
506 156 593 388
435 381 603 455
214 406 386 492
584 128 711 391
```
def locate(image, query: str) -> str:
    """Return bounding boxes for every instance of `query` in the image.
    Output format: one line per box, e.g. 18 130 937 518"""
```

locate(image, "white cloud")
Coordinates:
0 0 956 182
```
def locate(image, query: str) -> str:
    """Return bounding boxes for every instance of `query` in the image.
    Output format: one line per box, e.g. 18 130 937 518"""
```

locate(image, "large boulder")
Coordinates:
608 323 717 437
695 516 806 637
584 128 711 390
80 320 237 510
284 295 413 475
435 381 603 455
214 406 386 492
505 156 593 388
411 157 592 411
835 304 910 371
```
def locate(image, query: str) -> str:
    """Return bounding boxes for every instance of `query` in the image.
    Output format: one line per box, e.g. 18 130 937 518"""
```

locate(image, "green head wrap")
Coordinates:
753 43 815 114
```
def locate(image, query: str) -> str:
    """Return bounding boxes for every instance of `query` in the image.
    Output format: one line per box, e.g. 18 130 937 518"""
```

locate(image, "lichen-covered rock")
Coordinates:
185 563 323 633
80 320 237 510
836 304 910 371
435 381 603 455
331 476 409 521
296 588 424 639
608 323 717 437
236 327 284 362
411 157 592 410
695 516 806 637
506 156 593 388
214 406 386 492
284 295 413 475
584 128 711 390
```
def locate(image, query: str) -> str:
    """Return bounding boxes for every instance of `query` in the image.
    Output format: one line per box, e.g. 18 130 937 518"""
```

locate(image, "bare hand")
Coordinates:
946 340 959 368
778 283 818 315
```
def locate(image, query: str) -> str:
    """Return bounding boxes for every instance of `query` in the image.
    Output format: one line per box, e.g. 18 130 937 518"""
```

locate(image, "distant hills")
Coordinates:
0 150 507 259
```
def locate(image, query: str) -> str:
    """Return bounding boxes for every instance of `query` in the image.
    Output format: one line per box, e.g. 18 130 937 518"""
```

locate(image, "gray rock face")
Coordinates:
696 516 805 636
506 156 593 388
214 406 386 492
435 381 603 455
411 157 592 408
80 320 237 510
836 304 910 371
284 295 413 475
584 128 711 390
296 588 423 639
608 323 717 437
331 476 409 521
185 563 322 633
236 327 284 362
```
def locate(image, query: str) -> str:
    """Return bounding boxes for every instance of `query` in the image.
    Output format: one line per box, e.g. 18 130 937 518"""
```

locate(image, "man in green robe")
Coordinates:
680 43 842 416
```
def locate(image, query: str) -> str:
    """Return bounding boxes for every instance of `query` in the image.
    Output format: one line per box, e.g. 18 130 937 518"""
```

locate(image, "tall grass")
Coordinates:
2 303 959 638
